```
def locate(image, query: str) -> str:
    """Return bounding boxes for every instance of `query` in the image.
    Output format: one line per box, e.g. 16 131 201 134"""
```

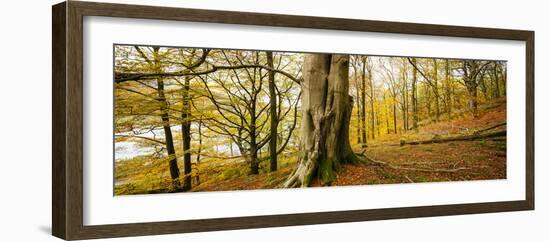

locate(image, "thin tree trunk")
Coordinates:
468 84 478 118
502 65 507 95
368 68 375 139
152 47 181 190
181 75 192 191
479 70 488 100
249 95 259 175
463 61 480 118
384 93 390 134
493 63 501 98
401 65 408 131
392 98 397 134
404 70 409 130
157 78 180 190
360 57 367 147
411 58 418 129
433 59 440 122
355 88 361 144
352 59 362 144
266 51 278 172
195 119 202 185
426 82 432 118
445 59 452 119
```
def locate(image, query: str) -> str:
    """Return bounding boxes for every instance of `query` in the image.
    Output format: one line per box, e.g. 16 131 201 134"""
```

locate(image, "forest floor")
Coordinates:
192 97 507 192
115 98 506 195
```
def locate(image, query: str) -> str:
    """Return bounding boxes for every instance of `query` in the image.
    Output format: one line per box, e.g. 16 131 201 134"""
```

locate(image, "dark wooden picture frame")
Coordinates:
52 1 534 240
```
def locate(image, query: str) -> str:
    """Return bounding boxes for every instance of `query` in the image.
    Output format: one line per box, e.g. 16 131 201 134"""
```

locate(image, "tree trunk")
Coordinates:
152 47 181 190
411 58 418 129
467 83 478 118
195 119 202 185
360 57 368 147
401 65 408 131
383 93 390 134
479 70 488 100
181 75 192 191
249 93 259 175
502 65 507 96
404 73 409 130
283 54 360 187
392 99 397 134
445 59 452 119
266 51 278 172
433 59 440 122
425 83 432 117
493 63 501 98
157 78 180 190
369 69 375 139
352 59 362 145
355 87 361 144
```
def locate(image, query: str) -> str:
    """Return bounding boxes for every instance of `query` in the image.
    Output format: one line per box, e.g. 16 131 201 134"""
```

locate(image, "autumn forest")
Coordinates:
114 45 507 195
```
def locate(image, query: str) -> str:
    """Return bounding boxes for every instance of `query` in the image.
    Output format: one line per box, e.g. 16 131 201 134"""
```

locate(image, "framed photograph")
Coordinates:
52 1 534 240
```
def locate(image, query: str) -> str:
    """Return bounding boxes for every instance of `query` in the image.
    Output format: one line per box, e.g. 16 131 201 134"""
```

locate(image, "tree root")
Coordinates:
280 156 316 188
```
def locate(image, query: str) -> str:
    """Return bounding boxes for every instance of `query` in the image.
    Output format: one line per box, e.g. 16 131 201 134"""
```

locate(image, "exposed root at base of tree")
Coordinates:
280 158 316 188
280 150 472 188
355 150 470 173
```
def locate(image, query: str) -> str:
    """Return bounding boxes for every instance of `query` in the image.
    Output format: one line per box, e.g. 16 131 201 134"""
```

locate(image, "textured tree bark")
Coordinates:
283 54 360 187
266 51 278 172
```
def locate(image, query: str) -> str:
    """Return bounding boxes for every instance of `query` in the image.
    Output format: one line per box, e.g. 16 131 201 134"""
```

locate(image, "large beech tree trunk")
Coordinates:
283 54 360 187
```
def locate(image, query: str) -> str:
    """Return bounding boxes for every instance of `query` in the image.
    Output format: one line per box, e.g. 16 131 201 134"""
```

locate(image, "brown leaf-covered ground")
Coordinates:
116 98 506 194
192 98 506 192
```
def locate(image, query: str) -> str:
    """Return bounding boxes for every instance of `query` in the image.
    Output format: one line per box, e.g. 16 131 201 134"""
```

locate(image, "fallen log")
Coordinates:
473 122 506 135
400 130 506 146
